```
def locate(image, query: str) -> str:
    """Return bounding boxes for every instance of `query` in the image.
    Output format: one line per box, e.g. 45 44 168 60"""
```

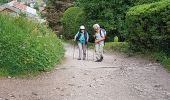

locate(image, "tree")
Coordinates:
74 0 160 41
46 0 73 35
0 0 12 4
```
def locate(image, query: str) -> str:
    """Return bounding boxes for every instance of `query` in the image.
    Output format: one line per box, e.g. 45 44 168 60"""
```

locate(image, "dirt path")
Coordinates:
0 43 170 100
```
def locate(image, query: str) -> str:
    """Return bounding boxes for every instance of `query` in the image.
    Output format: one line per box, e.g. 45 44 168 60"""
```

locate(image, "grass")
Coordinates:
0 13 64 77
104 42 129 53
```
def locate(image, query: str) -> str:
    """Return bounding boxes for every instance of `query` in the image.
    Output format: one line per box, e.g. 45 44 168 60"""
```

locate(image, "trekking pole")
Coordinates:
93 43 95 61
73 41 76 59
87 43 89 61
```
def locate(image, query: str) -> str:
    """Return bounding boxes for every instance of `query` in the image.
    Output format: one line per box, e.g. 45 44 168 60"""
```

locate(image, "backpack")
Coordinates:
100 28 106 38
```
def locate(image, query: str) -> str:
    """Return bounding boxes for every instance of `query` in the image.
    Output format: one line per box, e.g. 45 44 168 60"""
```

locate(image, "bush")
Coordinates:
0 14 64 76
62 7 86 39
74 0 160 42
126 0 170 55
162 58 170 71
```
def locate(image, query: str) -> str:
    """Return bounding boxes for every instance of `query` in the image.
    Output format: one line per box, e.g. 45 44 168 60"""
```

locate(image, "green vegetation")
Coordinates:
0 14 64 76
48 0 170 71
74 0 160 41
114 36 119 42
0 0 12 5
104 42 129 53
126 0 170 53
63 7 86 39
162 58 170 71
126 0 170 71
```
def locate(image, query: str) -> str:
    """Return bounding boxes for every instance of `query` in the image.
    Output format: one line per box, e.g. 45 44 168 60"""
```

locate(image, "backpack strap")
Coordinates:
76 32 81 41
76 32 87 42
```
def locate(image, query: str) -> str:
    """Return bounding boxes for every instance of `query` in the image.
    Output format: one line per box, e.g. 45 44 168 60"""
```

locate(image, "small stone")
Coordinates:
56 87 60 90
68 84 75 86
154 84 161 88
77 86 82 88
60 94 64 96
32 92 38 96
84 73 88 75
72 76 75 78
61 88 65 91
100 76 103 78
93 78 96 81
10 95 15 98
100 83 104 86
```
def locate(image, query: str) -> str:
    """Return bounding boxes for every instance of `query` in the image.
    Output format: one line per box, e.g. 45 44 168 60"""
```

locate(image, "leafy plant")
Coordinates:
0 14 64 76
126 0 170 54
62 7 86 39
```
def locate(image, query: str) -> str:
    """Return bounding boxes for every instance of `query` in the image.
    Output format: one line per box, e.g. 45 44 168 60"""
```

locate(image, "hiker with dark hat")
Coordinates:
74 25 89 60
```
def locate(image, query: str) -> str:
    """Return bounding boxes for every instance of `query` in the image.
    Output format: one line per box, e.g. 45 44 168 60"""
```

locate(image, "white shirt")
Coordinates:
95 30 105 45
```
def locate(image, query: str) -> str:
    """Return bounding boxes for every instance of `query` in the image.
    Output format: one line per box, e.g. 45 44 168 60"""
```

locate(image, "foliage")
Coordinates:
74 0 160 42
0 14 64 76
0 0 11 4
62 7 86 39
34 2 40 11
162 58 170 71
152 52 170 71
126 0 170 55
46 0 74 35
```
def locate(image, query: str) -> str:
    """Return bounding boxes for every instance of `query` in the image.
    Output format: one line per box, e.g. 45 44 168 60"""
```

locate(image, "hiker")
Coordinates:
93 24 105 62
74 25 89 60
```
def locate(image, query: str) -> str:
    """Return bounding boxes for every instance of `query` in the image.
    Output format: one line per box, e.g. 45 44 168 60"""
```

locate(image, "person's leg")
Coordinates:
78 42 82 60
82 43 86 60
95 44 101 61
99 44 104 61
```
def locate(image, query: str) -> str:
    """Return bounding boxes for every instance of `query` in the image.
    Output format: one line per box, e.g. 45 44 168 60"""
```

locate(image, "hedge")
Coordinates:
0 14 64 76
62 7 86 39
126 0 170 55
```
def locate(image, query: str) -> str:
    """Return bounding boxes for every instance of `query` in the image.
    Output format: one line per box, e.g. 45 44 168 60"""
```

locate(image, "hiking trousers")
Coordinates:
95 43 104 60
78 42 86 59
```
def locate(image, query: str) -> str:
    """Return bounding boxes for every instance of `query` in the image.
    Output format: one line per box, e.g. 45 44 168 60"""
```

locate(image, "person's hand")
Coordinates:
95 39 99 43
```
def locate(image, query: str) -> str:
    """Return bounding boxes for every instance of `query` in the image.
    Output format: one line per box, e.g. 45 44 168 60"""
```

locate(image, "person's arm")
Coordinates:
74 32 79 41
86 32 89 42
95 31 105 43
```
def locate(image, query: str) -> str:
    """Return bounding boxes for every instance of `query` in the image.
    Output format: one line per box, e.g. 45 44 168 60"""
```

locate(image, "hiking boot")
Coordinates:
77 58 81 60
100 56 103 61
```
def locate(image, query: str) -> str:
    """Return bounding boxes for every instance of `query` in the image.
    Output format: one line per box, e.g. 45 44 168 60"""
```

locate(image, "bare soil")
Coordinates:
0 44 170 100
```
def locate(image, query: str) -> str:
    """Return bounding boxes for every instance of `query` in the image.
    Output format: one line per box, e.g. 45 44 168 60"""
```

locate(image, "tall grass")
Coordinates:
0 14 64 76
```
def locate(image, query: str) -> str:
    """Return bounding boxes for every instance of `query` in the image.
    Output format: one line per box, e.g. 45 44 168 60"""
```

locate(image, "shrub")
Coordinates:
62 7 86 39
162 58 170 71
0 14 64 76
126 0 170 55
74 0 160 42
